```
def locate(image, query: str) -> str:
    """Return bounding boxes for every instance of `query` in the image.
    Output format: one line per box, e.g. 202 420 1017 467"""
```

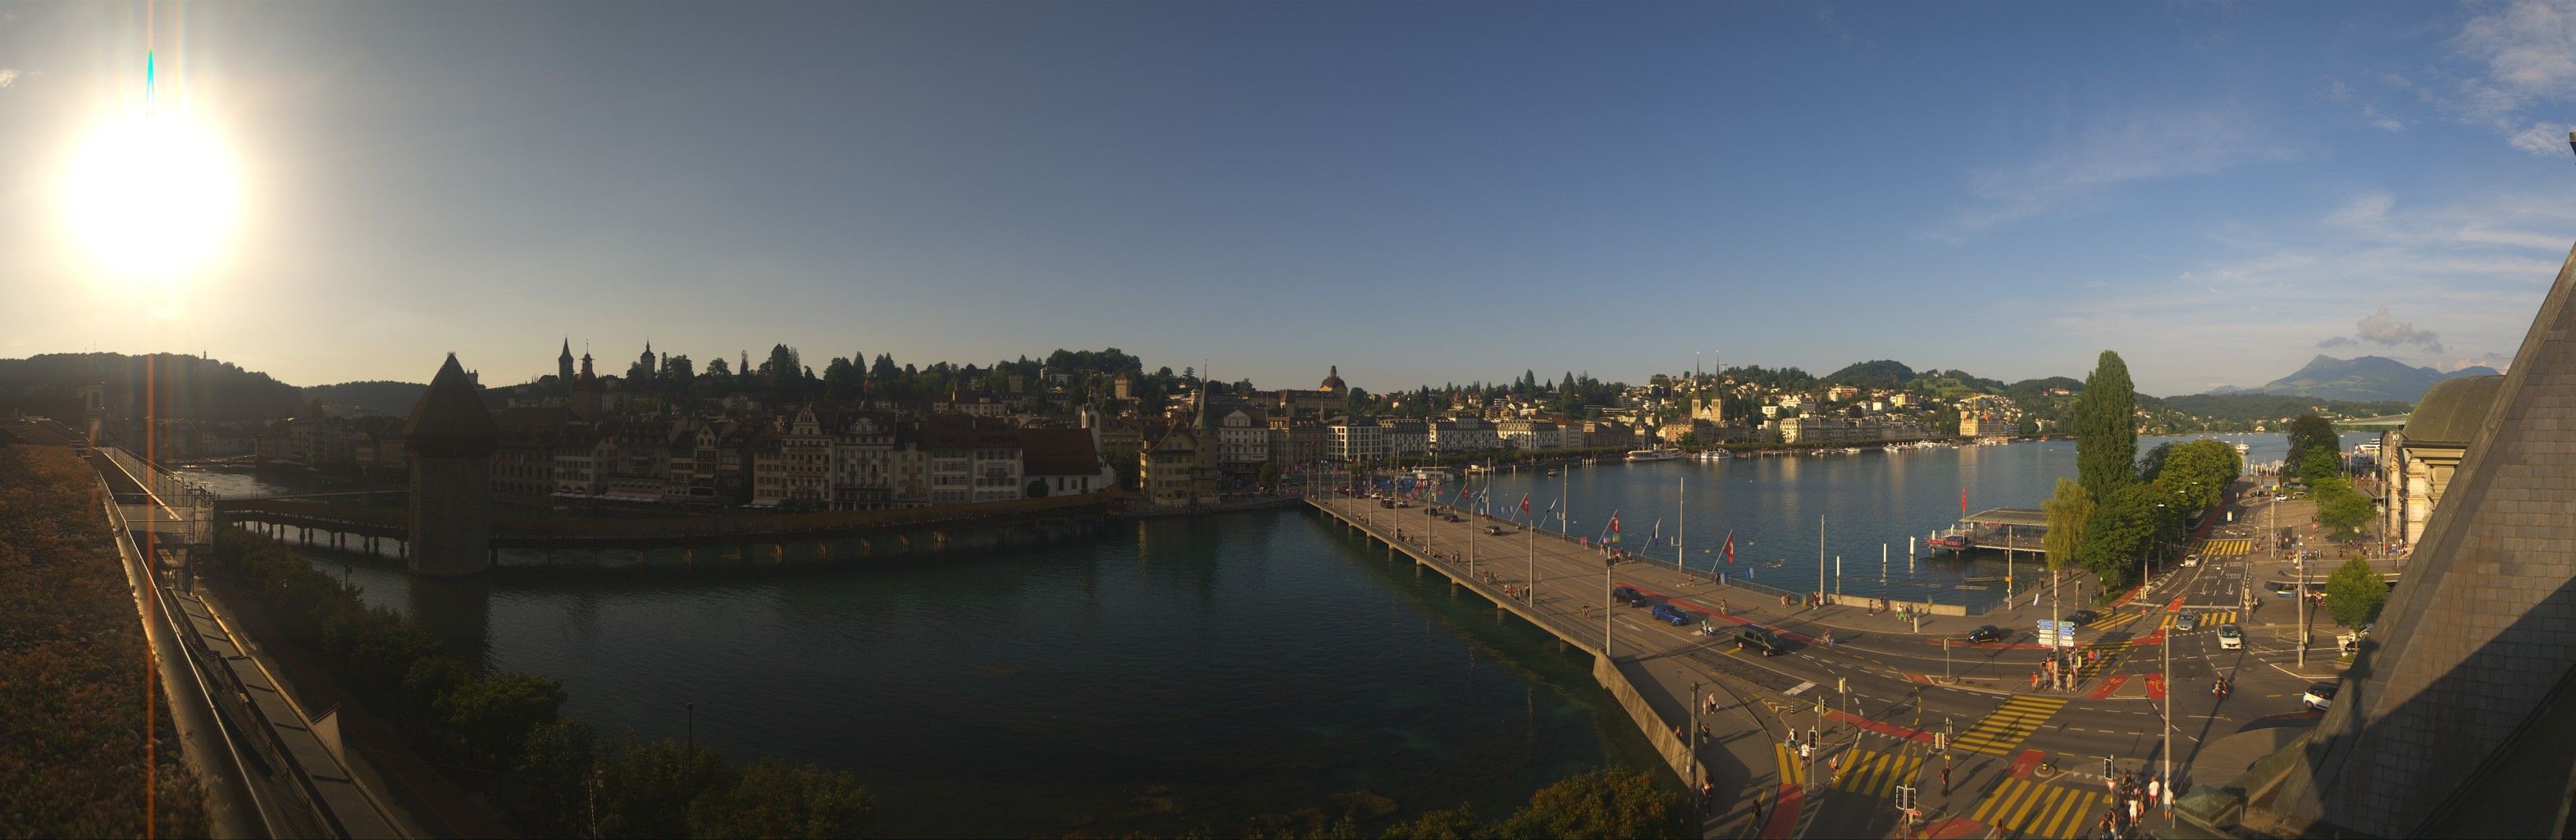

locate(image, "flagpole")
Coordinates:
1677 475 1687 577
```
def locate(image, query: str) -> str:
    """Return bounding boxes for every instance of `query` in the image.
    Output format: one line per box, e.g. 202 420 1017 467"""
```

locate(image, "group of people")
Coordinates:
2031 649 2104 692
2096 770 2167 838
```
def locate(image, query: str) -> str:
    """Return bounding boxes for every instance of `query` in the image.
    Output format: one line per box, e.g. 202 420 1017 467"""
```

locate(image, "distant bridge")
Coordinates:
215 492 1116 551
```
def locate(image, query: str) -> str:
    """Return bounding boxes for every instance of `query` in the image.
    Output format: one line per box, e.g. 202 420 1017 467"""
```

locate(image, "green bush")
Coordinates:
0 445 208 837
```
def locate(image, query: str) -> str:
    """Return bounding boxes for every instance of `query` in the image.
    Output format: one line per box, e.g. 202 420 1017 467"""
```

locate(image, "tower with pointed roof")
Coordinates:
405 354 499 576
559 338 575 386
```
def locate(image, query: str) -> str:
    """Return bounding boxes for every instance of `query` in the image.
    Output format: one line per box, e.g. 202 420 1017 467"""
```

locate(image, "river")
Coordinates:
185 431 2363 835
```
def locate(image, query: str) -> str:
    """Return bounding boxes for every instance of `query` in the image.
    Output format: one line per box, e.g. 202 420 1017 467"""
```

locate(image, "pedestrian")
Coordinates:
1700 723 1712 743
1800 741 1812 762
1752 791 1767 826
1941 762 1951 795
2129 796 2143 826
2148 776 2161 809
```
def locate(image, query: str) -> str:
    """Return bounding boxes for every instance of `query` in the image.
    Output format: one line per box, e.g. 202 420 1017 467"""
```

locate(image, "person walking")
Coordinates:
1751 790 1767 827
2147 776 2162 810
1941 761 1951 796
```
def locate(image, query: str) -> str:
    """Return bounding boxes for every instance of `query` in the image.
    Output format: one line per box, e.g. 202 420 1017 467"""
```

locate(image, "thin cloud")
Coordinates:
0 68 17 89
2447 1 2576 153
2317 336 2357 349
1946 112 2299 238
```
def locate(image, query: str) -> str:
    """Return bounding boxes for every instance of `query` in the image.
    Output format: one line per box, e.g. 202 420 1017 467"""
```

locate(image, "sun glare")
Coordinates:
62 115 242 279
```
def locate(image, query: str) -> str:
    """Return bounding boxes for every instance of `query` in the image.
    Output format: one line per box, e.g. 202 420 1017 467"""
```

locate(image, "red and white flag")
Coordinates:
1518 493 1531 517
1723 529 1737 564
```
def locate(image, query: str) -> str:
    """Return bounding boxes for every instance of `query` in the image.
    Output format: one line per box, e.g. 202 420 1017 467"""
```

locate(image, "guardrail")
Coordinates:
98 454 406 838
99 474 300 837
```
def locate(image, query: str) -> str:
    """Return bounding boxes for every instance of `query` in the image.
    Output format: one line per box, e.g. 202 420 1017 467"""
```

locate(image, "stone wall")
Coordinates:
407 455 489 576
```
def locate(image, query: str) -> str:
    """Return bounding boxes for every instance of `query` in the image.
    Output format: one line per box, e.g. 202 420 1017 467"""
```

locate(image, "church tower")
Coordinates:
404 354 499 577
637 340 656 380
559 338 576 386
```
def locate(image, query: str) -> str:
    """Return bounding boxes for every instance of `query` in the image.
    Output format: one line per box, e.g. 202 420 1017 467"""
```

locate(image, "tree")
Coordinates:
2284 414 2338 480
686 759 877 839
438 673 568 774
2078 484 2163 592
1486 768 1689 839
1256 461 1281 491
2327 555 2388 628
2043 478 2094 582
2075 350 2137 502
2136 441 2174 483
2313 477 2374 539
595 738 737 839
822 355 861 399
2299 449 2344 486
1379 804 1480 839
1024 478 1048 498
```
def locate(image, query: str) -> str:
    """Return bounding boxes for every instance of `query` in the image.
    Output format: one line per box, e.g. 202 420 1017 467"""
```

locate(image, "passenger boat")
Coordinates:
1625 447 1684 463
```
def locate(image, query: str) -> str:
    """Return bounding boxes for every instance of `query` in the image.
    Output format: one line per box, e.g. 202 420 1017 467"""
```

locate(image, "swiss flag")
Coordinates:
1609 511 1621 534
1518 494 1531 516
1723 530 1736 564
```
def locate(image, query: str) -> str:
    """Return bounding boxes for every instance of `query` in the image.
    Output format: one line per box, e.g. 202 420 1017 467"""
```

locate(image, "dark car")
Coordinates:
1966 625 2004 644
1612 587 1648 607
2064 609 2100 626
1651 603 1692 627
1735 626 1788 656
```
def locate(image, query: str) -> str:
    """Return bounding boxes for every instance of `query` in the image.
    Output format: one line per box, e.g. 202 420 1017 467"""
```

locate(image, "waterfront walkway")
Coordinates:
1310 491 2269 839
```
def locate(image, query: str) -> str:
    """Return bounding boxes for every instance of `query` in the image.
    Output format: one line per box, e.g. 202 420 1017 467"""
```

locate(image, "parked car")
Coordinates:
1612 587 1648 607
2218 623 2243 650
2064 609 2100 626
1651 603 1691 627
1735 626 1788 656
2176 613 2200 632
1966 625 2004 644
2302 682 2337 710
1484 525 1507 536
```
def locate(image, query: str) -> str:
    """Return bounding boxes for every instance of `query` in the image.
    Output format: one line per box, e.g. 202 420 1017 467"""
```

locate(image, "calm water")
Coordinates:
280 510 1660 837
1464 432 2367 609
185 431 2364 834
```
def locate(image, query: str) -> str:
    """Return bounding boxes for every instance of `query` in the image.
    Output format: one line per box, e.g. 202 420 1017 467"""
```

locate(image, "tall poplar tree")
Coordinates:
2076 349 2138 502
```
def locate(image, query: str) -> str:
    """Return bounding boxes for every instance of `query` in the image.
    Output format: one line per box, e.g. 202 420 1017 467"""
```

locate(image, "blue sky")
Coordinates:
2 2 2572 396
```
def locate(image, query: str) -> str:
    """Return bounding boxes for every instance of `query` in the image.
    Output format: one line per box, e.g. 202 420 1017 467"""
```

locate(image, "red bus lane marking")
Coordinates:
2009 749 2045 778
2145 672 2166 701
1763 783 1803 838
2087 674 2129 700
2165 596 2186 613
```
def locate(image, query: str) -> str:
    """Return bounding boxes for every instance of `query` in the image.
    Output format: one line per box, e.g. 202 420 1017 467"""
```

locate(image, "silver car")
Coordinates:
2177 613 2200 632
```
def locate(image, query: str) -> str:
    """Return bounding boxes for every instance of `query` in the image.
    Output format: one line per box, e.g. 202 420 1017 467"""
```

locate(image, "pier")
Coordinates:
212 491 1114 559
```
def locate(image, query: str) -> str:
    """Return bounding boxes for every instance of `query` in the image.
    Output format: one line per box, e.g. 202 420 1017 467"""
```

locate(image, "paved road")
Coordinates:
1317 475 2355 839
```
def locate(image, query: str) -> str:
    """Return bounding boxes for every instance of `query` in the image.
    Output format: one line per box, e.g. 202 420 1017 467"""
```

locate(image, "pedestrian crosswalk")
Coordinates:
1774 742 1810 786
1827 748 1924 798
1952 696 2068 756
2158 610 2241 629
2088 611 2145 632
1970 777 2113 838
2200 537 2254 556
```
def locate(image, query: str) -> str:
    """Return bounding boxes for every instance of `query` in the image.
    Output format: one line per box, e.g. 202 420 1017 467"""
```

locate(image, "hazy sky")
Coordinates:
3 2 2573 395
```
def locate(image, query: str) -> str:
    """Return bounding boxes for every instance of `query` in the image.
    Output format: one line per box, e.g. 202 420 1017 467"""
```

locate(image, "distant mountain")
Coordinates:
2205 355 2495 403
304 381 428 418
0 353 303 422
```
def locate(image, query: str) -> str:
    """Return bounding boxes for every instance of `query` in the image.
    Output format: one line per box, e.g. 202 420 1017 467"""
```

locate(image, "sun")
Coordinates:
61 114 242 279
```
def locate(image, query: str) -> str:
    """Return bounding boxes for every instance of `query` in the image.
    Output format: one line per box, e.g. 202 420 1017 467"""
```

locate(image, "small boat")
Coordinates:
1625 447 1684 463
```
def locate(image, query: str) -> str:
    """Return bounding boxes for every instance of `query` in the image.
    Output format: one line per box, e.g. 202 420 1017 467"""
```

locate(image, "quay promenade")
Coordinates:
1310 495 1788 839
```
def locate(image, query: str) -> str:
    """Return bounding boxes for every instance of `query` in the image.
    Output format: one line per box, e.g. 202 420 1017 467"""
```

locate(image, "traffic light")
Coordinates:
2104 757 2116 778
1895 786 1915 810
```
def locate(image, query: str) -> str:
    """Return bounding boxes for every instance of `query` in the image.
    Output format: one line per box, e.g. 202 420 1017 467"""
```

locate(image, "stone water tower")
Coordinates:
404 354 499 576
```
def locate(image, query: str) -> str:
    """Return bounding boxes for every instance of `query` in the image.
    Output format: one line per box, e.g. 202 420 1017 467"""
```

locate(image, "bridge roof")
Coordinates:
1963 507 2048 527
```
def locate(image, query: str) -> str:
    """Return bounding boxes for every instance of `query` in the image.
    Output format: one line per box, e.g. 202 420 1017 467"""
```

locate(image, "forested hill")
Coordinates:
0 353 304 422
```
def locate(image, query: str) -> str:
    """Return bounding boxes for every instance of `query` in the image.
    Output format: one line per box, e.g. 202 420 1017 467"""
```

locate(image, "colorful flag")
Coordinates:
1518 494 1531 516
1960 486 1967 516
1608 511 1621 543
1723 530 1736 564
